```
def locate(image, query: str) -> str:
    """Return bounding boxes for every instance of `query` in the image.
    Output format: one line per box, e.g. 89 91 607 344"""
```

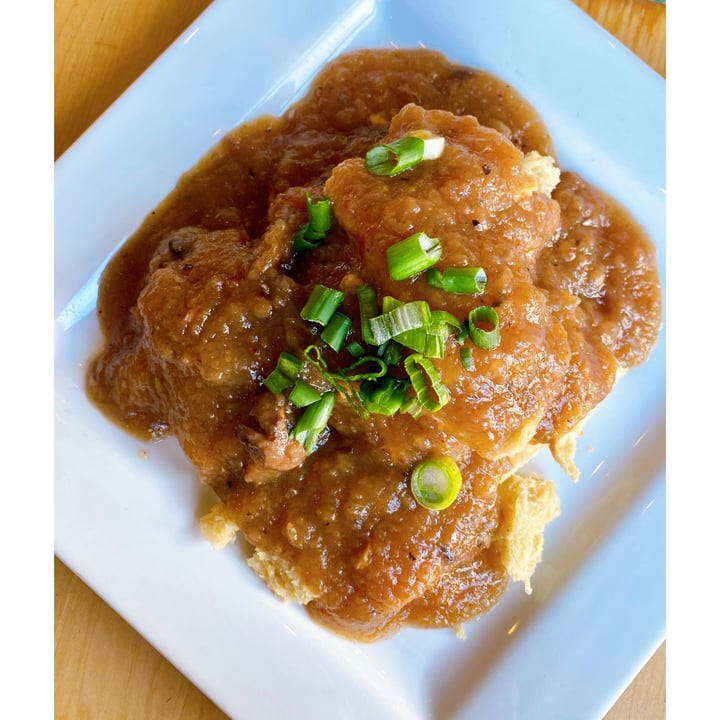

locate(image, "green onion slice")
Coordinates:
301 285 345 326
293 195 333 251
386 231 442 281
381 294 402 314
377 339 403 367
425 268 444 289
304 345 369 419
288 379 322 408
365 136 425 176
403 353 450 413
346 340 366 358
264 351 303 393
426 266 487 294
460 346 475 372
359 376 410 416
430 310 462 333
369 300 431 345
277 352 303 377
341 355 387 382
400 396 424 419
264 369 294 394
293 222 322 251
421 330 447 360
467 306 501 350
320 311 351 352
393 309 459 359
394 327 430 355
290 391 336 453
303 344 327 368
357 284 379 345
365 132 445 176
410 130 446 160
410 456 463 510
306 195 332 235
456 320 469 345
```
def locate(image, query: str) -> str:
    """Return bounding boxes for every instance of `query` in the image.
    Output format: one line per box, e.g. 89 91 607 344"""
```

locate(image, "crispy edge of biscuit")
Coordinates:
494 472 561 595
199 502 240 550
199 502 319 604
247 550 319 605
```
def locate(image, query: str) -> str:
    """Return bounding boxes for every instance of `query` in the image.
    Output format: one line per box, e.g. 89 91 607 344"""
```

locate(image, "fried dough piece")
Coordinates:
495 473 561 594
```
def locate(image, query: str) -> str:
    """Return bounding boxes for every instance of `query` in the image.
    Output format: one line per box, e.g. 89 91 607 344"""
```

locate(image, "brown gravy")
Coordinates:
87 49 661 641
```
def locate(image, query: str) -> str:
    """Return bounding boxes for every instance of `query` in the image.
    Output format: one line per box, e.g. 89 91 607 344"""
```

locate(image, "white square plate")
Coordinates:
54 1 666 718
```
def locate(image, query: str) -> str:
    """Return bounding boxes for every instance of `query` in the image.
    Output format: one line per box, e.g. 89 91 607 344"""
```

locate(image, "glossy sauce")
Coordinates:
88 49 661 640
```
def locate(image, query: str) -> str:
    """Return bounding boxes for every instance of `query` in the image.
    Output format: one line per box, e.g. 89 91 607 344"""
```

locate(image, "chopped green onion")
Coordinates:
445 267 487 293
426 266 487 294
386 231 442 281
460 346 475 371
365 136 425 176
365 132 445 176
359 376 410 416
467 306 501 350
381 294 402 314
377 339 403 366
304 345 369 419
456 320 469 345
357 284 379 345
341 355 387 382
320 311 352 352
290 391 336 453
293 223 323 252
288 379 323 408
400 396 424 419
430 309 462 333
264 351 303 393
403 353 450 413
393 309 459 358
410 456 463 510
303 344 326 368
264 369 293 394
306 195 332 235
369 300 431 345
376 300 434 355
346 340 366 358
301 285 344 326
394 327 430 355
277 352 303 377
421 329 447 360
293 195 333 251
425 268 444 289
409 130 446 160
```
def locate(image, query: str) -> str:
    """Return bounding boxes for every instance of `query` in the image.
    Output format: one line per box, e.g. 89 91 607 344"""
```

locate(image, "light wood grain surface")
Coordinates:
54 1 666 718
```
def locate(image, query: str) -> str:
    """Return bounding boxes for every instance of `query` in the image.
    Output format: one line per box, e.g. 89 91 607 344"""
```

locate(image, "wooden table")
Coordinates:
54 1 666 717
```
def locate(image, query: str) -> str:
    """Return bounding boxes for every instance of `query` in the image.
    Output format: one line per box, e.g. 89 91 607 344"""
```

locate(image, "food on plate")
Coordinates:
86 48 661 641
